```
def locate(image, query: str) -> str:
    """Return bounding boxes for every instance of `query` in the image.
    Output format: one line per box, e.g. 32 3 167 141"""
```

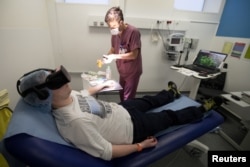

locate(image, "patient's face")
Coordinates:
52 83 72 102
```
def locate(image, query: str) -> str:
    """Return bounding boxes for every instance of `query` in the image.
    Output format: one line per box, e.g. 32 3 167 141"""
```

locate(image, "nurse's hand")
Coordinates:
103 54 116 64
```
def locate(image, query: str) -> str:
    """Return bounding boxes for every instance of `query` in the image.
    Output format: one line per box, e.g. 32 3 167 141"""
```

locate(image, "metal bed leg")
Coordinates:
184 140 209 158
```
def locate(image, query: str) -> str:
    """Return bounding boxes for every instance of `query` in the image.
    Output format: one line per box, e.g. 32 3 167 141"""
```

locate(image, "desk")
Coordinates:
220 92 250 150
170 66 221 99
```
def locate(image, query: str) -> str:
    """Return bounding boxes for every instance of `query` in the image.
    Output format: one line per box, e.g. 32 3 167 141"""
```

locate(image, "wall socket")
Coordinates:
100 21 105 26
89 16 108 27
93 21 98 26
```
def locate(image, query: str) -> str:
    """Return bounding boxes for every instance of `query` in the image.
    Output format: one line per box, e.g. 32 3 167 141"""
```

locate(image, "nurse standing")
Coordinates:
103 6 142 101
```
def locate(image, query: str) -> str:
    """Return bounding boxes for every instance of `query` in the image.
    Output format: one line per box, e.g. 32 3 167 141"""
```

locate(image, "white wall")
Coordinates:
1 0 249 109
210 37 250 92
0 0 55 109
49 0 228 92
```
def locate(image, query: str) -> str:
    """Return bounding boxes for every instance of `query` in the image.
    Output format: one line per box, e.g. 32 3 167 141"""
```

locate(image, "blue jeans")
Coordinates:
119 90 204 143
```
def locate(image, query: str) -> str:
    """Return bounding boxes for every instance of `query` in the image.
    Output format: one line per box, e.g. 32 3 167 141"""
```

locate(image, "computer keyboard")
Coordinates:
183 65 219 74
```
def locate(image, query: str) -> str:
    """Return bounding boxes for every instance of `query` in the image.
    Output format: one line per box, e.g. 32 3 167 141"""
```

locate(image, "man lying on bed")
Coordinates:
17 65 223 161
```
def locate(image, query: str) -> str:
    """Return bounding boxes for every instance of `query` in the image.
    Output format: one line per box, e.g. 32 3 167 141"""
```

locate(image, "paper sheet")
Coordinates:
244 44 250 59
231 42 246 58
222 42 233 54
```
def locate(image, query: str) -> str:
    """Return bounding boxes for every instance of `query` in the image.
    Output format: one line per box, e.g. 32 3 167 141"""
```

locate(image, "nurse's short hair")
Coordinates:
104 6 124 23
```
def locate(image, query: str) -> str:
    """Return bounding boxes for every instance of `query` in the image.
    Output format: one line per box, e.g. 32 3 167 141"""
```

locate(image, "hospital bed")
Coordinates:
3 95 224 167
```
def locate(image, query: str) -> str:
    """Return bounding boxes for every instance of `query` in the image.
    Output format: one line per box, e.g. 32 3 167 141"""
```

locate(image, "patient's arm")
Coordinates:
112 137 157 159
87 80 116 95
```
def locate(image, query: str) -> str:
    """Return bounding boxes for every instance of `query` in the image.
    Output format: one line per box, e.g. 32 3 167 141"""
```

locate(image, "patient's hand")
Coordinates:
140 136 158 150
103 80 115 89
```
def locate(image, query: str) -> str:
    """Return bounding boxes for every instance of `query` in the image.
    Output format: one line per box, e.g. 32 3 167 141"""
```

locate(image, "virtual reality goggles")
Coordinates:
45 65 71 90
17 65 71 99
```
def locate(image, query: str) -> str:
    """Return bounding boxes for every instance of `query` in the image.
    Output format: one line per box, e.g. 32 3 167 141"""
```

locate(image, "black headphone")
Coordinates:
17 65 71 100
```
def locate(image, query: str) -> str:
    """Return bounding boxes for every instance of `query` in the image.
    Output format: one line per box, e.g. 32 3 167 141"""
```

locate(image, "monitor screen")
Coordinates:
171 38 181 44
193 50 227 70
167 33 184 46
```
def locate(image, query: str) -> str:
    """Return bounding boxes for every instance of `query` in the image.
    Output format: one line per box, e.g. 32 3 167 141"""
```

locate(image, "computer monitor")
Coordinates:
193 50 228 70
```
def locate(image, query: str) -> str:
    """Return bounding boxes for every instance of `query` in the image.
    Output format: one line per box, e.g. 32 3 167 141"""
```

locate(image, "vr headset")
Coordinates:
17 65 71 100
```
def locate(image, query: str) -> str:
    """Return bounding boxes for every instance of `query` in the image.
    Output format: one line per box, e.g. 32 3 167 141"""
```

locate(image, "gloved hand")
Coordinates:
102 54 116 64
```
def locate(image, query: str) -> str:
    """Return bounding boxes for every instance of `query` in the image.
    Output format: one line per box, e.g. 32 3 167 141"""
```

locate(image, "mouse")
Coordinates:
198 73 208 77
231 95 241 101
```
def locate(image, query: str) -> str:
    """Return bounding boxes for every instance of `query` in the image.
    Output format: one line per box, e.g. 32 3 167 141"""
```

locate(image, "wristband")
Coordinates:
136 143 143 152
